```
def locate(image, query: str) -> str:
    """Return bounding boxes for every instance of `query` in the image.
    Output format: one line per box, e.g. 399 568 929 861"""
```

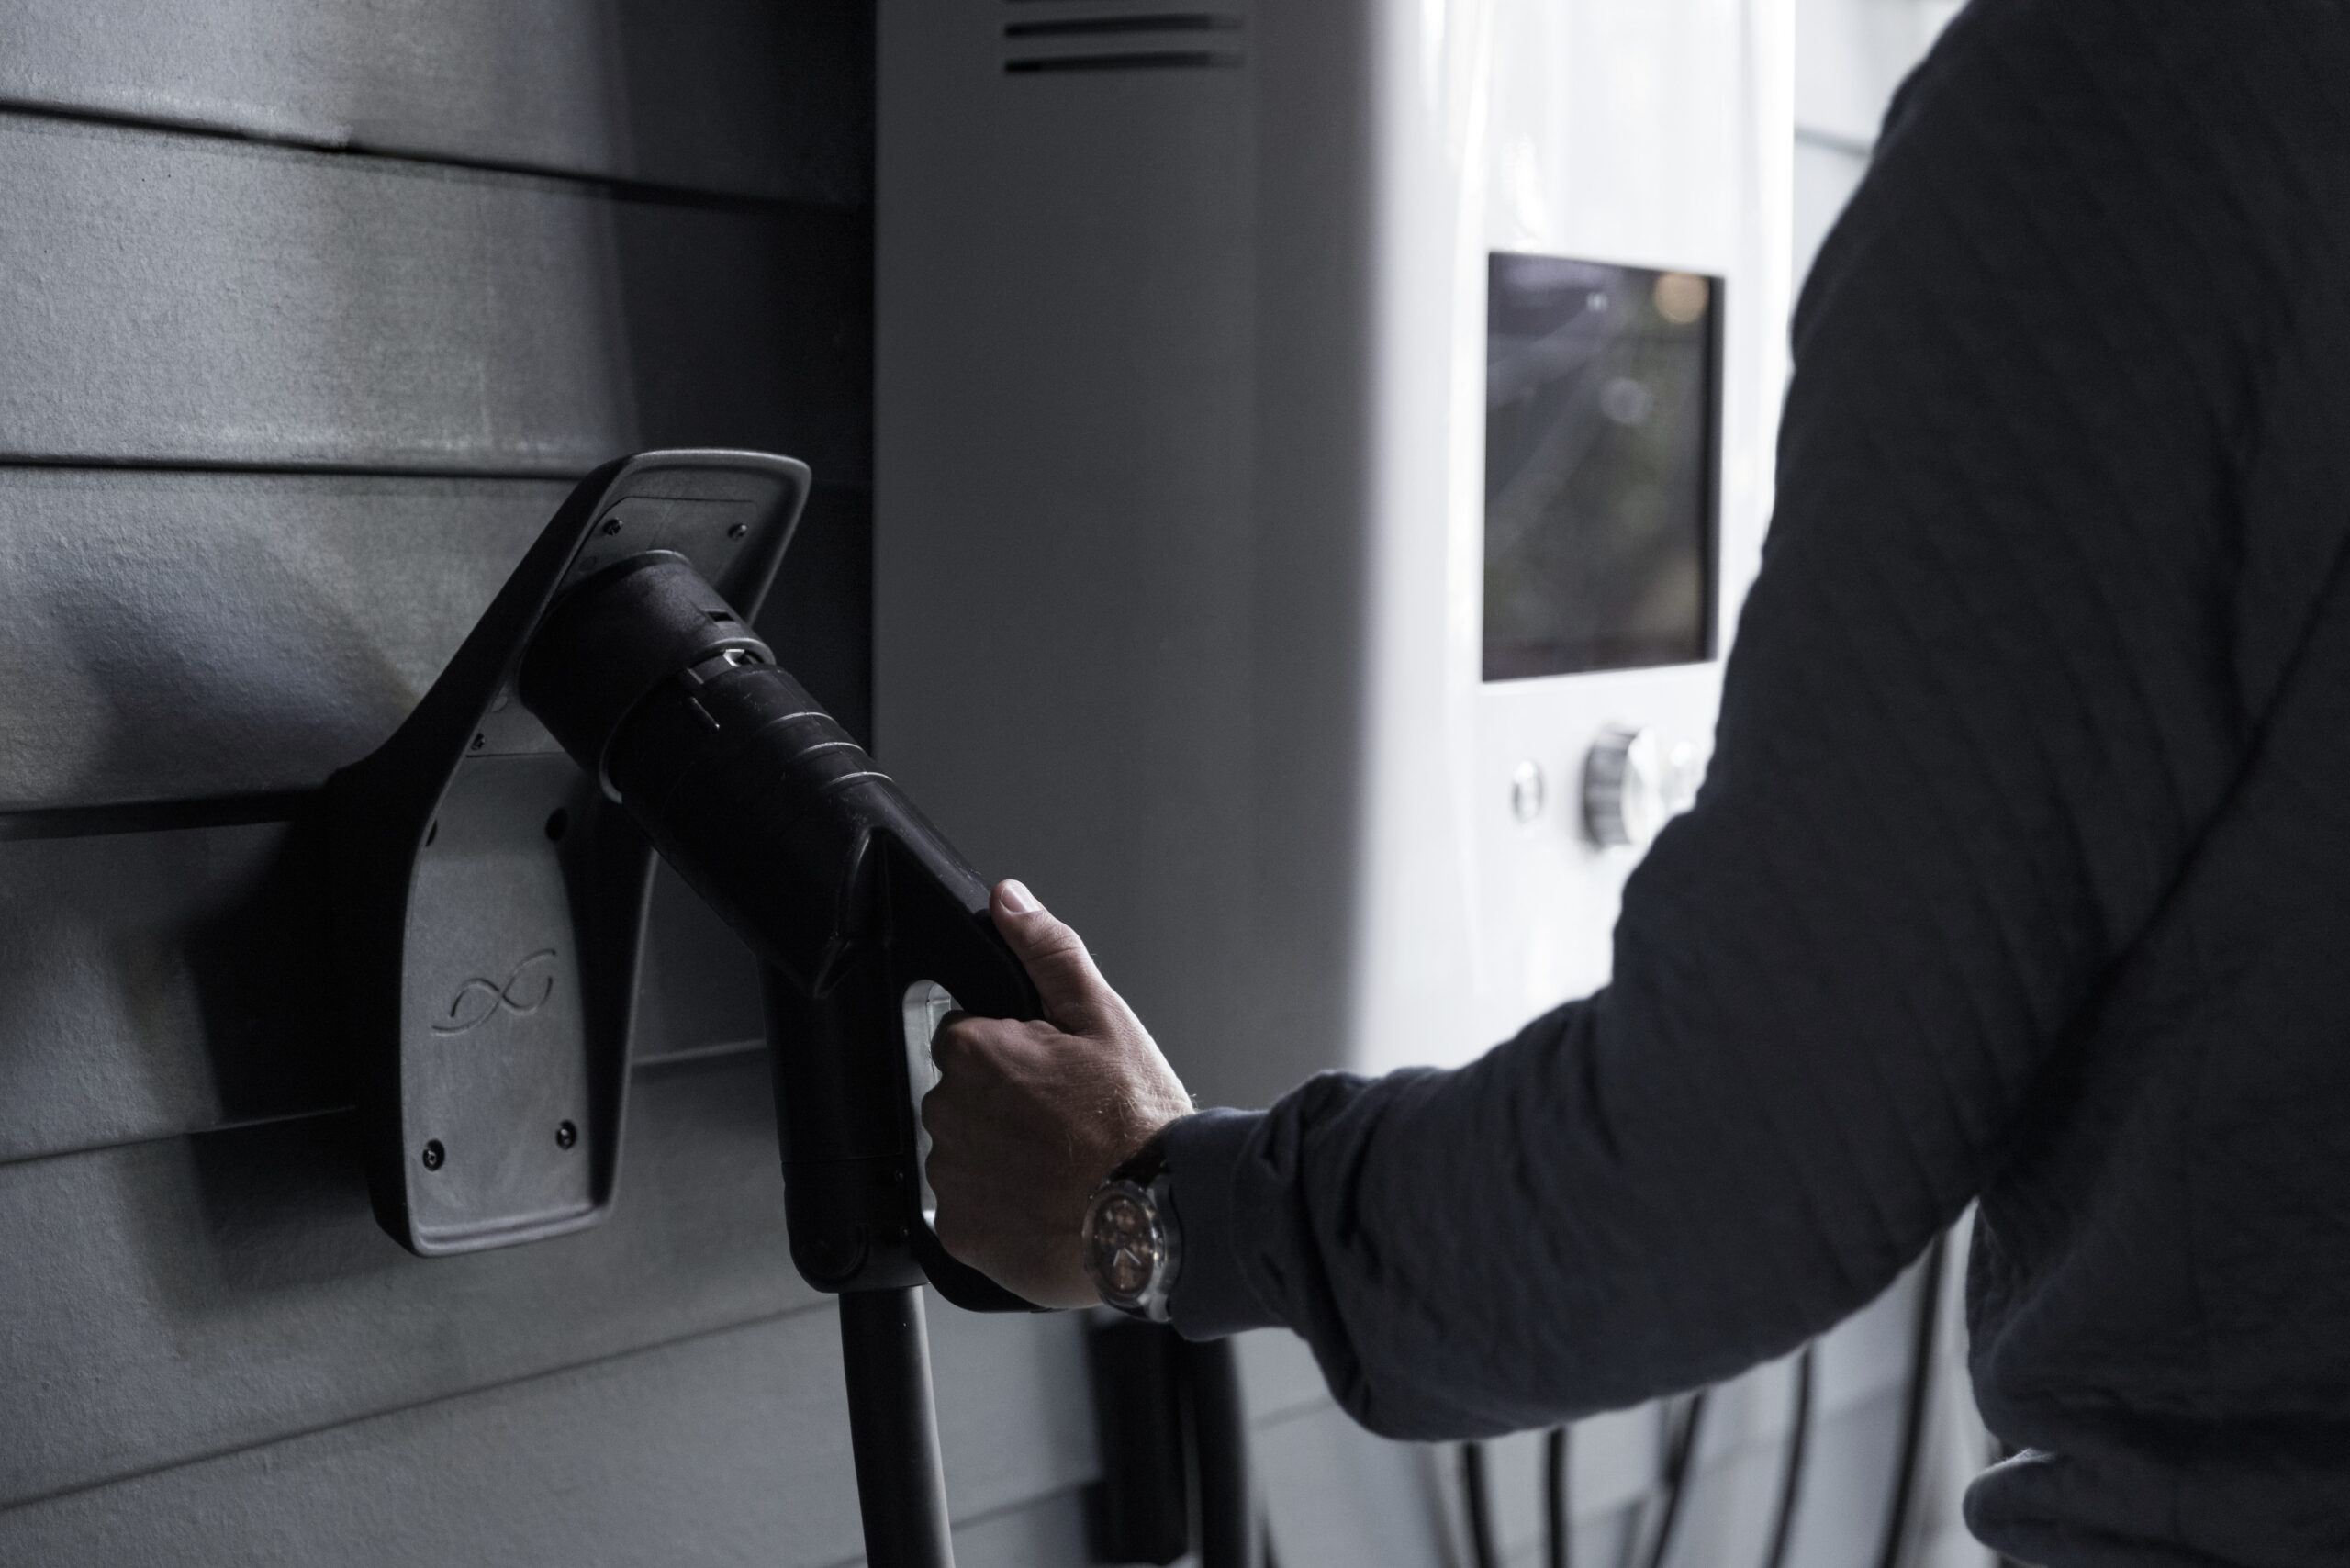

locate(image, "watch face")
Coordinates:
1085 1185 1158 1302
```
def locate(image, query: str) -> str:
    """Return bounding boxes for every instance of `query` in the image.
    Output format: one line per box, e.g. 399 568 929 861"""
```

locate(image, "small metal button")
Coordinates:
1510 760 1547 823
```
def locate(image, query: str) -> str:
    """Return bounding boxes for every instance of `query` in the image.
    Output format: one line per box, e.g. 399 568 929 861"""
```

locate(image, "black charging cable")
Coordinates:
1184 1337 1258 1568
1544 1426 1572 1568
1760 1347 1816 1568
1460 1441 1501 1568
1460 1424 1574 1568
1630 1390 1709 1568
1460 1235 1933 1568
1874 1232 1950 1568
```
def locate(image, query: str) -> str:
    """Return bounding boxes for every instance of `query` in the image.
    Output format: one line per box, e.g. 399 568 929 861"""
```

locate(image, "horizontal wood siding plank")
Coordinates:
1258 1404 1450 1568
0 470 561 810
0 811 767 1166
930 1308 1099 1547
0 0 870 205
0 115 869 479
0 472 872 811
0 820 333 1162
0 1051 948 1507
950 1489 1095 1568
0 1298 1095 1567
0 1053 815 1505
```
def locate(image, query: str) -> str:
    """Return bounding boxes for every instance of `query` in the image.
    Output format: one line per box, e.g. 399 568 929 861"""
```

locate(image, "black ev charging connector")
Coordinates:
519 512 1046 1568
331 449 1251 1568
517 543 1043 1320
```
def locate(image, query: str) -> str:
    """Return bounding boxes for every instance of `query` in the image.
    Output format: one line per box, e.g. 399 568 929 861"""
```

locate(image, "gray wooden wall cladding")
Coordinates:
0 474 875 811
0 117 869 480
0 0 870 204
0 471 562 810
0 1302 1091 1568
0 1055 802 1505
0 821 767 1168
0 1053 1093 1523
0 5 1103 1563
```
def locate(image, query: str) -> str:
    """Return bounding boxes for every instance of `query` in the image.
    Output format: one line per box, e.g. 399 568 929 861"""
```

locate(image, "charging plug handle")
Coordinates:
520 551 1043 1313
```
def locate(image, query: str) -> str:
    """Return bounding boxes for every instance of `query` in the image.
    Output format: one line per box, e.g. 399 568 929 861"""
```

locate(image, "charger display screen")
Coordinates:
1482 252 1720 681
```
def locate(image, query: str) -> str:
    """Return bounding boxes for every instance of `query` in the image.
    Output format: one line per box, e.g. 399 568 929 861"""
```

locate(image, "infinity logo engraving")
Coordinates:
431 949 558 1036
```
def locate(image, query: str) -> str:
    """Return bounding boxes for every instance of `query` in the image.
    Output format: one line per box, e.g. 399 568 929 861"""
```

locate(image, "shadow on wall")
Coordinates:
138 483 867 1302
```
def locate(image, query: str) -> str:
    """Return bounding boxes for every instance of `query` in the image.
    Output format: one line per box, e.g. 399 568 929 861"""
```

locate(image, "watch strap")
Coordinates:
1107 1130 1170 1188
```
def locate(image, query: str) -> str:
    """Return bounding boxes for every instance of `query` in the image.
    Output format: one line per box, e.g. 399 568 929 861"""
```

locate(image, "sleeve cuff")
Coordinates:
1159 1107 1283 1339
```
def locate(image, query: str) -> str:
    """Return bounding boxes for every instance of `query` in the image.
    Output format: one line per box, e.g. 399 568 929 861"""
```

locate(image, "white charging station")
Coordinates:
877 0 1790 1103
871 3 1890 1560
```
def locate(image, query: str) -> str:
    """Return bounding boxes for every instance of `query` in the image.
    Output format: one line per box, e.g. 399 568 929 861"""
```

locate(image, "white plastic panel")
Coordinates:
1348 0 1792 1074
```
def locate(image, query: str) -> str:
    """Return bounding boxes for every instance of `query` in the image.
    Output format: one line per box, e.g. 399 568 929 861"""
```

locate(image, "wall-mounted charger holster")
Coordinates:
327 450 808 1255
330 447 1039 1315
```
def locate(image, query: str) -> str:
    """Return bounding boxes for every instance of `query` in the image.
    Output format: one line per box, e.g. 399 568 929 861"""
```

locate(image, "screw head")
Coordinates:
601 517 623 535
727 521 749 539
421 1139 445 1170
556 1120 577 1150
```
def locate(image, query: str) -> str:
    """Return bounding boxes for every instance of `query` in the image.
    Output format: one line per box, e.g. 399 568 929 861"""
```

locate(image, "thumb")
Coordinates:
991 879 1113 1030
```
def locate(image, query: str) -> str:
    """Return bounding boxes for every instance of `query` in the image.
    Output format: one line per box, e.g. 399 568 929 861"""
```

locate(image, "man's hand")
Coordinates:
922 880 1194 1307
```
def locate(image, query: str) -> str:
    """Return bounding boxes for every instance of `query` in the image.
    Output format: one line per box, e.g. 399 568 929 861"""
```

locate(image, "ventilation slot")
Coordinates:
1002 11 1245 74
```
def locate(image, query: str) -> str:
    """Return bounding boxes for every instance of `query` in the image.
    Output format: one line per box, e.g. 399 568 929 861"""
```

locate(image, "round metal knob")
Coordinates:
1582 725 1702 848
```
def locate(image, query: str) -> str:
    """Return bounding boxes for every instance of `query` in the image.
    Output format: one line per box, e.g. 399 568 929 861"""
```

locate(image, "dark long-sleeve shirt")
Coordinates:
1158 4 2350 1563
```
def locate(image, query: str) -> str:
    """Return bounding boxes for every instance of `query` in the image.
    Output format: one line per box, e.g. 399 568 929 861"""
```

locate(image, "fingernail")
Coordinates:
1000 879 1042 914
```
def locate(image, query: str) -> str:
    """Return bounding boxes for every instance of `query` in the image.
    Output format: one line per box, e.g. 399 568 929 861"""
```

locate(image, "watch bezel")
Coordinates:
1082 1172 1181 1323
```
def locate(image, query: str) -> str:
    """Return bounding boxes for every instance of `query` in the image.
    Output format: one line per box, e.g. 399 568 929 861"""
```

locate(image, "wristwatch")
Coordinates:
1081 1137 1181 1323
